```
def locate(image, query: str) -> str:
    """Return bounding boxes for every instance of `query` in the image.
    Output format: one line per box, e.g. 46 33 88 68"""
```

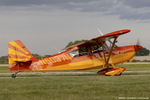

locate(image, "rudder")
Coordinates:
8 40 36 71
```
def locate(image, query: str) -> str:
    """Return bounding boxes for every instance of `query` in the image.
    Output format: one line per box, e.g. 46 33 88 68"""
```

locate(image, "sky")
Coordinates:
0 0 150 56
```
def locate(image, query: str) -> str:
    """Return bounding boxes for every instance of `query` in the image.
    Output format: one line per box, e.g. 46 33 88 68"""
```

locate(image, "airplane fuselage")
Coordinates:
28 45 141 71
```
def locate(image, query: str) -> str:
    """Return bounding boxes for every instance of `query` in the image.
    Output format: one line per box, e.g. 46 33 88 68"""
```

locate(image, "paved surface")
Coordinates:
126 62 150 64
0 71 150 77
134 56 150 61
0 64 8 66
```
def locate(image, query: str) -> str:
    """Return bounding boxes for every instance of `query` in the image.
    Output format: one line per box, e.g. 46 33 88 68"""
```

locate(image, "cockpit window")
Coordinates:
69 49 79 58
91 44 106 53
79 46 90 56
69 46 90 58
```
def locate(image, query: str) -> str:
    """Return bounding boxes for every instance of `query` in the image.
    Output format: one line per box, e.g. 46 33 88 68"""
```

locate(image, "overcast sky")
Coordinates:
1 0 150 56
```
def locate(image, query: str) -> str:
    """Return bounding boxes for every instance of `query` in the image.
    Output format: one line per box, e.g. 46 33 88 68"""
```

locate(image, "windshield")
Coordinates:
69 46 90 58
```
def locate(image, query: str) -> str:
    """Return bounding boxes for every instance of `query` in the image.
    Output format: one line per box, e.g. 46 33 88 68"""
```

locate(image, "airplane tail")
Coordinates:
8 40 37 71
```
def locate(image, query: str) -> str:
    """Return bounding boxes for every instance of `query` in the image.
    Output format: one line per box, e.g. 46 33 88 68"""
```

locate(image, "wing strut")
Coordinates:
99 36 118 67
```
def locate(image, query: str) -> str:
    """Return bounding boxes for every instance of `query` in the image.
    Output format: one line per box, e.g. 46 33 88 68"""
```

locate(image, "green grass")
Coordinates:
121 64 150 71
0 64 150 100
0 66 9 73
0 75 150 100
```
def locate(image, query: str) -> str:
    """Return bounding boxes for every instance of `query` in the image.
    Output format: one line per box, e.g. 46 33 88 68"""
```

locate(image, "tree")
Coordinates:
0 56 8 64
43 55 51 58
32 54 43 59
32 54 51 59
65 40 88 48
135 47 150 56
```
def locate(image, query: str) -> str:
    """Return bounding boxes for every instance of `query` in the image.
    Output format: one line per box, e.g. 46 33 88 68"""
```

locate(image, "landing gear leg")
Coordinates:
11 71 21 78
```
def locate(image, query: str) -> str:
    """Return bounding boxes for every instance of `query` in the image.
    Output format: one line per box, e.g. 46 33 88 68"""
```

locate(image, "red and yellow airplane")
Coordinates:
8 29 142 78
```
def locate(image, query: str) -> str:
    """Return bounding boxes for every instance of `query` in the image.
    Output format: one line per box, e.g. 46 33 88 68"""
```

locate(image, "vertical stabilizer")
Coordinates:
8 40 36 71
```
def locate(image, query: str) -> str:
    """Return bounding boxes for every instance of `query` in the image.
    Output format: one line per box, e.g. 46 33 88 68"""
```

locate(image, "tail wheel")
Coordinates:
11 71 21 78
11 74 16 78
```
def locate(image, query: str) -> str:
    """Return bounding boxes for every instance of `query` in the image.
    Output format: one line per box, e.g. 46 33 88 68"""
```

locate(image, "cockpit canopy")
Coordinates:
69 43 107 58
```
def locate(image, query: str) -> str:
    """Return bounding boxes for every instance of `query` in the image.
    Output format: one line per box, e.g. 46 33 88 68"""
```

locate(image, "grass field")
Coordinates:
0 64 150 100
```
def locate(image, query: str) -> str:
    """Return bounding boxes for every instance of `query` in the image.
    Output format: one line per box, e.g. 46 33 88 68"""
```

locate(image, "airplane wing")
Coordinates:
63 29 130 50
63 29 130 68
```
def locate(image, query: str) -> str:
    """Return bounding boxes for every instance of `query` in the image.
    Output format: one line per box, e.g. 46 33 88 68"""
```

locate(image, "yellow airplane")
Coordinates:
8 29 142 78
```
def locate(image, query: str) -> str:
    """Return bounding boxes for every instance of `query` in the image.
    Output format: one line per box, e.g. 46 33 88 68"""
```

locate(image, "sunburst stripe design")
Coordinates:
8 44 27 55
8 40 29 55
8 54 30 59
8 48 31 58
8 40 33 64
15 40 32 55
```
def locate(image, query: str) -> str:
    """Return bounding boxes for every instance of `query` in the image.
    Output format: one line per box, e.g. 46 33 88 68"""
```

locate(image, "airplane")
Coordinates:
8 29 142 78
